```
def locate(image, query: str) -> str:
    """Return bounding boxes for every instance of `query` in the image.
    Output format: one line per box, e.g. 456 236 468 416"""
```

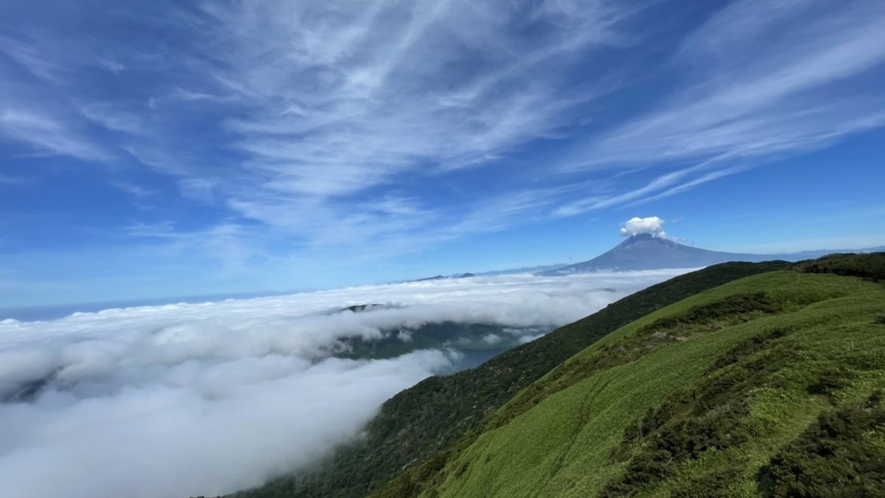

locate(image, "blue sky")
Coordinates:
2 0 884 307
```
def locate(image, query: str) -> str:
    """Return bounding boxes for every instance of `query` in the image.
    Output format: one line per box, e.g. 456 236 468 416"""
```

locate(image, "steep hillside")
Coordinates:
226 261 791 498
375 255 885 498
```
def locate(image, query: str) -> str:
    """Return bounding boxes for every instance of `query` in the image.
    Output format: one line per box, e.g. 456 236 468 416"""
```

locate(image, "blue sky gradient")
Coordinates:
2 0 884 306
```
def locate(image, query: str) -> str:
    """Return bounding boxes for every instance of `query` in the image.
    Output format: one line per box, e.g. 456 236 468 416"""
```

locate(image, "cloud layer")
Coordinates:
0 270 683 498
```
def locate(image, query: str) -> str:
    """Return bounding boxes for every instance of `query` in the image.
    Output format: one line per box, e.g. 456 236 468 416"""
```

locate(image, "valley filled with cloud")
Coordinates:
0 270 684 498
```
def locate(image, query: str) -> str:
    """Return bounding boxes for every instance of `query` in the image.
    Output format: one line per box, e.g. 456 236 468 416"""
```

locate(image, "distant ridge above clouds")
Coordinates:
407 264 571 282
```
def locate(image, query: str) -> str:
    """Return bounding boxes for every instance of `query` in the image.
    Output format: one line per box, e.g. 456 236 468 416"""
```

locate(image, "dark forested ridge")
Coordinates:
224 260 791 498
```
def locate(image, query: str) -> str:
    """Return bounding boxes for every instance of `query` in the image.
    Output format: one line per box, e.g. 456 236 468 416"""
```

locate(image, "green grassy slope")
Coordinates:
227 261 790 498
376 261 885 498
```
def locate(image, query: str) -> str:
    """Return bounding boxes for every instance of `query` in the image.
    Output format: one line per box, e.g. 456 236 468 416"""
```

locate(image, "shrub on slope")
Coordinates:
759 391 885 497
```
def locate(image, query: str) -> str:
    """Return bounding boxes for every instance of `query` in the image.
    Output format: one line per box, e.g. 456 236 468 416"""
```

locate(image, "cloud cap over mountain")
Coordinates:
620 216 666 238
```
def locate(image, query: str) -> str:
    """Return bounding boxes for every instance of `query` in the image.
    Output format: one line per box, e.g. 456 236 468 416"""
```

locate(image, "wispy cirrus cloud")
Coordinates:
0 33 65 82
6 0 636 261
190 0 633 200
0 30 117 162
2 0 885 301
559 0 885 214
0 108 111 161
111 0 642 257
125 221 272 273
78 103 149 136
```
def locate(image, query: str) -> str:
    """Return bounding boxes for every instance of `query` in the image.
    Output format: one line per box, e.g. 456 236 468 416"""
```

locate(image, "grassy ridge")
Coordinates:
228 261 790 498
374 266 885 498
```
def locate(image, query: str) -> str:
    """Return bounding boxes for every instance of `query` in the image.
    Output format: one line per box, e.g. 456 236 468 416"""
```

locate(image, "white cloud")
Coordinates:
597 0 885 166
0 108 110 162
560 0 885 210
78 103 148 135
0 33 65 82
0 30 125 162
181 0 634 227
619 216 665 237
0 270 683 498
5 0 883 269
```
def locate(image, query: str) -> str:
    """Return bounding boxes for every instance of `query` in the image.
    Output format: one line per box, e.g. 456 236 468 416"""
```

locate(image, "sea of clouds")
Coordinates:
0 270 687 498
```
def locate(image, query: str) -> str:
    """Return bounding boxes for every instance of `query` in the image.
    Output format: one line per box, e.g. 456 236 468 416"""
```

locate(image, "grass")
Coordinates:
372 269 885 498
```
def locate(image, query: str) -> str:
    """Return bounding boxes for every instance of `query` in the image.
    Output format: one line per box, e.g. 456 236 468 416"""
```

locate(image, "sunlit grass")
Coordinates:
377 270 885 498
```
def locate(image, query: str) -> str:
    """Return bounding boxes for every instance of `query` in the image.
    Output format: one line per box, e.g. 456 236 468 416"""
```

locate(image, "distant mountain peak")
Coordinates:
618 233 675 247
627 232 658 240
539 236 750 275
538 235 885 277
